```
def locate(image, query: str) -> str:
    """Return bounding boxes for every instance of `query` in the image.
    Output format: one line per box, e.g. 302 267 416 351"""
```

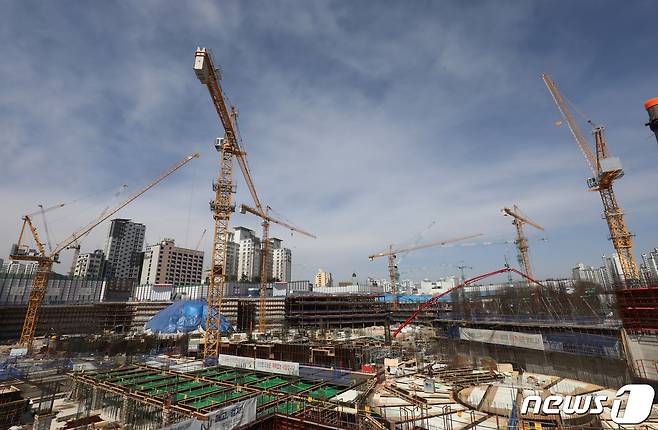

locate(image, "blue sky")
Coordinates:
1 1 657 283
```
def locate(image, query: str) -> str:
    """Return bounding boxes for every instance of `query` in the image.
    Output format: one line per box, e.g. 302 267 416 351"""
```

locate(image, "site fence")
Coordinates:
0 357 74 381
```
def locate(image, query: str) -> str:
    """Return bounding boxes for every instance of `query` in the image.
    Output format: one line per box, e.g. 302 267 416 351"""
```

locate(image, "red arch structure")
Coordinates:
392 266 545 337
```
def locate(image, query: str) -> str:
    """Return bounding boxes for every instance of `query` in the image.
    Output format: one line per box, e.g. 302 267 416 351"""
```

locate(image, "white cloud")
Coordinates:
0 2 656 283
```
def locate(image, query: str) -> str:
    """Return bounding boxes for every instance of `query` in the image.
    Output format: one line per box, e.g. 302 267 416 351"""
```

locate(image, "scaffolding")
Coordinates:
70 362 376 429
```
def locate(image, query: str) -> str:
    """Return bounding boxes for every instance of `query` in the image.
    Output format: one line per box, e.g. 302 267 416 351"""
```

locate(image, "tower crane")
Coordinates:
11 153 199 350
542 73 640 283
501 205 544 279
239 204 316 333
16 203 66 258
194 47 266 358
455 263 473 284
368 233 482 309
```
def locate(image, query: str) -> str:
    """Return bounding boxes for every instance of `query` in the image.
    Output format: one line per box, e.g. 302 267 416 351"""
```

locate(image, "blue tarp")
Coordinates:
145 299 233 334
544 332 621 359
377 294 449 303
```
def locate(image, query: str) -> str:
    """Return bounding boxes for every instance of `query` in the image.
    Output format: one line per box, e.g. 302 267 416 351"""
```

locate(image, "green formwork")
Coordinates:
308 386 340 400
278 401 303 414
209 371 240 382
117 374 167 387
277 382 313 394
109 370 152 383
172 385 224 402
97 368 146 380
257 400 304 418
148 380 204 397
78 363 360 420
113 374 155 386
252 377 287 390
233 374 259 385
209 391 248 404
257 394 278 407
134 377 179 391
183 391 250 410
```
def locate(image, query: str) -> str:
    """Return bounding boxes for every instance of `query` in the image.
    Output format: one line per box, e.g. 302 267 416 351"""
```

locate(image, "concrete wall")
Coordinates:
444 337 632 388
623 331 658 382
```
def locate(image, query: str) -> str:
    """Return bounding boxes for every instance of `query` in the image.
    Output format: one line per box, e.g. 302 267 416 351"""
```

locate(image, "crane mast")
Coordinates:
259 214 270 333
239 203 316 333
12 153 198 350
194 47 266 357
502 205 544 279
542 73 639 284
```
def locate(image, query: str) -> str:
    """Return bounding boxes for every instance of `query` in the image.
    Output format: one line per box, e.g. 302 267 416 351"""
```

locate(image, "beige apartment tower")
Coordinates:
140 239 204 285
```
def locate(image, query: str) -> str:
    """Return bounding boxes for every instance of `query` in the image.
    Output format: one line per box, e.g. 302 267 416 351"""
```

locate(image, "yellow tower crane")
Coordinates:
501 205 544 279
542 73 640 284
11 153 199 350
368 233 482 309
239 204 316 333
194 47 266 358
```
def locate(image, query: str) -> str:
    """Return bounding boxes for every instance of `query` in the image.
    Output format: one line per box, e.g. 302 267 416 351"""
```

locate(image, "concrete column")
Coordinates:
33 413 55 430
121 395 132 430
162 407 172 427
91 387 100 411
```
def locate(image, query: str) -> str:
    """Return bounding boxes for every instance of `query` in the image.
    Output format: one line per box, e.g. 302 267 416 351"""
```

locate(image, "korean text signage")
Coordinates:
159 397 257 430
520 384 654 425
203 397 257 430
217 354 299 376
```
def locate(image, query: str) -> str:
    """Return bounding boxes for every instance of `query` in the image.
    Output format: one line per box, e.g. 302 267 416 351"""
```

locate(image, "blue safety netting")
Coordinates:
145 299 232 334
377 294 453 303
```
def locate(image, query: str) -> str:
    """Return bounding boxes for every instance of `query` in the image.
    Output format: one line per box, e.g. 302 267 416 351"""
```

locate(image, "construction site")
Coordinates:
2 5 658 429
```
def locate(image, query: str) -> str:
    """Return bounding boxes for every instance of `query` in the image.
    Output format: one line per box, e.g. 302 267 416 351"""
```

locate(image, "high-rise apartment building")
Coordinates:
272 247 292 282
223 227 294 283
572 262 603 285
140 239 204 285
224 231 239 280
641 248 658 284
314 268 332 288
236 228 261 282
73 250 105 278
602 253 624 286
103 219 146 279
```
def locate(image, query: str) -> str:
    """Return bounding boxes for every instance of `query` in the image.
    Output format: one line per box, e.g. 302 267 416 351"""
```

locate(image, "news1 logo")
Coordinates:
520 384 655 424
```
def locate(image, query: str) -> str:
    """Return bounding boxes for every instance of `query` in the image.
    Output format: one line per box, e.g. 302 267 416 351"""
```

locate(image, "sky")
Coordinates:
1 1 657 283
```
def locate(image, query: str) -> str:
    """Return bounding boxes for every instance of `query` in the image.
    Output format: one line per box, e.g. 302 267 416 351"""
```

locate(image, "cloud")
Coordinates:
1 1 657 283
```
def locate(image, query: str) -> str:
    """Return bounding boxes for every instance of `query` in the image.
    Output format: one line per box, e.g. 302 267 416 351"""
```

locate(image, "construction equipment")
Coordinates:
194 228 207 251
239 204 316 333
11 153 199 350
455 263 473 284
393 266 546 337
644 97 658 144
501 205 544 279
368 233 482 309
194 47 266 358
543 73 640 284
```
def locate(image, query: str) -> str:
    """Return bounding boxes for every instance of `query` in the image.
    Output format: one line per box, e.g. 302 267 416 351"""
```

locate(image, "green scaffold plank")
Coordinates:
172 385 224 402
277 382 313 394
252 377 287 390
